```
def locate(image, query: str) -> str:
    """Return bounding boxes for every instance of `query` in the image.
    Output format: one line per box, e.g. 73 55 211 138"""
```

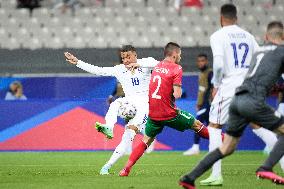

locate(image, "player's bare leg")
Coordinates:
190 119 210 140
100 125 138 175
179 134 239 188
119 135 155 176
199 122 223 186
256 124 284 184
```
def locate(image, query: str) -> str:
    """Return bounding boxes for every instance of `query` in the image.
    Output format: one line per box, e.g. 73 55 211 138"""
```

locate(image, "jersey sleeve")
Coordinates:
210 32 224 57
137 57 159 68
211 55 224 88
173 65 183 86
76 60 117 77
251 35 260 53
210 32 224 88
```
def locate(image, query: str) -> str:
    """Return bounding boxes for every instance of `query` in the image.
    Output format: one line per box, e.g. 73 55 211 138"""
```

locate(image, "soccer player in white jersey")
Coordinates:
64 45 159 175
99 95 156 171
201 4 280 186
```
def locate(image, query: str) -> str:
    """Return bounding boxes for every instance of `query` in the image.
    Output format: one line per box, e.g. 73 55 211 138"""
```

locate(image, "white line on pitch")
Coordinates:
0 163 262 167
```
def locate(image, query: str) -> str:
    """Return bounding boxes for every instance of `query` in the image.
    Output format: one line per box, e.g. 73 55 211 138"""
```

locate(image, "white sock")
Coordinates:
125 141 132 155
252 128 277 151
104 129 136 168
146 139 155 153
253 128 284 172
208 126 222 178
105 99 121 130
280 156 284 172
192 144 200 151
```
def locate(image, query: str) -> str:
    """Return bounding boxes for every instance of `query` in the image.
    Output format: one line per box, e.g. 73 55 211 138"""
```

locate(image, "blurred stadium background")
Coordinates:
0 0 282 152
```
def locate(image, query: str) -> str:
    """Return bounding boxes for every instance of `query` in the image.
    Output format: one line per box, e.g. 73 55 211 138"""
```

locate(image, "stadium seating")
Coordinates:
0 0 283 49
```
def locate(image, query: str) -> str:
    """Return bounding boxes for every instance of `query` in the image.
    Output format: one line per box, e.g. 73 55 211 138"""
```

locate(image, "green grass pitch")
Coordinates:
0 151 283 189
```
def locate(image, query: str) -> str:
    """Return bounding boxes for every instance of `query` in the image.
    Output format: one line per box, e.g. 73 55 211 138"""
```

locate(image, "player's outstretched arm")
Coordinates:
64 52 117 77
65 52 78 65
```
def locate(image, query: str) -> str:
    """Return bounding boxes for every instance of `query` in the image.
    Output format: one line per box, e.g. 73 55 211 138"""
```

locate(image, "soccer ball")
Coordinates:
118 101 137 120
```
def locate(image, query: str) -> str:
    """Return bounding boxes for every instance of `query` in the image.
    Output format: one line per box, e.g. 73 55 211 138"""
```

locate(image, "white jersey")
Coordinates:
210 25 259 97
76 57 159 102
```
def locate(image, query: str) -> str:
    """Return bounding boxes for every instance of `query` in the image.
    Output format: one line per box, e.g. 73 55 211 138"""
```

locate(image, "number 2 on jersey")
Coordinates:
231 42 249 68
151 75 162 99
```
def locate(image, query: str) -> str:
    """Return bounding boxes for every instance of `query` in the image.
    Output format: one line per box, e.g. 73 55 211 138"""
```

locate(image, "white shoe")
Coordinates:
183 145 200 155
100 165 110 175
200 175 223 186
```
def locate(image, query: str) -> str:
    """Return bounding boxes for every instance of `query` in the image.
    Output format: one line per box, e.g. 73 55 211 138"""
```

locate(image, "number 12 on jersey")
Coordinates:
151 75 162 99
231 42 249 68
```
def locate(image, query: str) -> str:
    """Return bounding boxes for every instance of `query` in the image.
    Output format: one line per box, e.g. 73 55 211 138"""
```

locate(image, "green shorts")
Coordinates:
145 110 196 138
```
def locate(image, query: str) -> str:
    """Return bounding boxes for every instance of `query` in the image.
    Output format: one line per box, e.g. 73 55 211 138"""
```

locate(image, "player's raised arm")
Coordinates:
64 52 117 77
65 52 78 64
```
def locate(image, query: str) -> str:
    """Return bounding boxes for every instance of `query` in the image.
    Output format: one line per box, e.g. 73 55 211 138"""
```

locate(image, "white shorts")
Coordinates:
277 103 284 115
127 98 148 130
209 94 232 125
106 97 148 130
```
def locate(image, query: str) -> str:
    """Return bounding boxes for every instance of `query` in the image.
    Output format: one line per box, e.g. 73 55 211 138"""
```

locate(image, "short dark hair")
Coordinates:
120 45 136 53
164 42 181 57
197 53 208 59
221 4 237 20
267 21 284 39
118 45 136 63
